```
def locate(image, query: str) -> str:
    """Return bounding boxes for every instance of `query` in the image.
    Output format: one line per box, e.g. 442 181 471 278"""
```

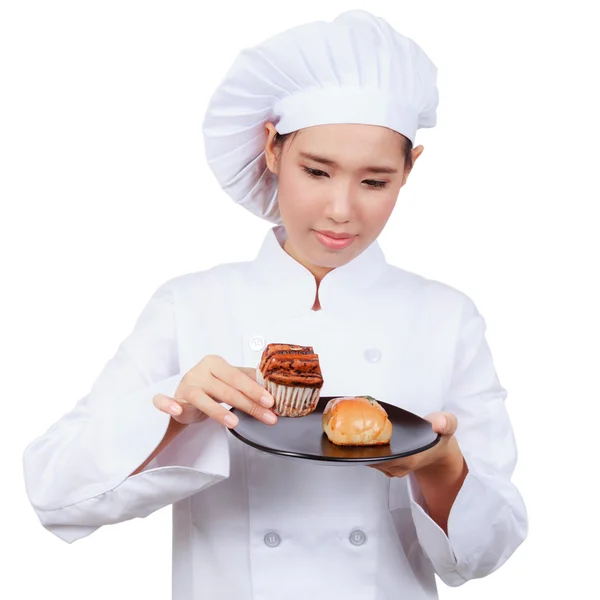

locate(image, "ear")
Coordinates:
264 122 280 175
401 145 425 187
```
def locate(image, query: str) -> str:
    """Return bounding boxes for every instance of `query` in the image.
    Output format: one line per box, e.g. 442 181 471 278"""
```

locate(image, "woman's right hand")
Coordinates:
152 355 277 428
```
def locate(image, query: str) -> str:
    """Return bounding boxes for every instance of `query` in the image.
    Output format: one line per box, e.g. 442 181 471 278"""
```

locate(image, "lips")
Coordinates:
315 230 355 240
313 230 357 250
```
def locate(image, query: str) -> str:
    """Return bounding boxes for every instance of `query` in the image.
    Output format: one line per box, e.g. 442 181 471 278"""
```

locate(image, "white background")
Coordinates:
2 0 598 598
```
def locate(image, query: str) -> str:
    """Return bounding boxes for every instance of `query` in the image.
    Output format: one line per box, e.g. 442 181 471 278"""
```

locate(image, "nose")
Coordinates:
324 181 355 223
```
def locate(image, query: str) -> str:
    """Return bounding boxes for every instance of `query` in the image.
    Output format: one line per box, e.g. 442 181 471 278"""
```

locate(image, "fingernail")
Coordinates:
224 413 239 428
439 415 447 431
169 403 182 416
263 411 277 424
259 394 274 408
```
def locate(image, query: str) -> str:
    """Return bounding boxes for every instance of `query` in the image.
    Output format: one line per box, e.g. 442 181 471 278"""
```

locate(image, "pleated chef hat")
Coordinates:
202 10 439 224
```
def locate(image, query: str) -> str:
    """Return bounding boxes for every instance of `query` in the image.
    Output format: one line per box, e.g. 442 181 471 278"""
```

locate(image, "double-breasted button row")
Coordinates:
263 530 367 547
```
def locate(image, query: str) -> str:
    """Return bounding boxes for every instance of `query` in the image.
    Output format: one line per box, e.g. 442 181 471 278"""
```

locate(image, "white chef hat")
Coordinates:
202 9 439 224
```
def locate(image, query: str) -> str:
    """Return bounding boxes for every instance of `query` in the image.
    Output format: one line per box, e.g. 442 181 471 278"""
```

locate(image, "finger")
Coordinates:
211 360 275 409
235 367 273 407
442 412 458 435
204 376 277 425
153 394 206 425
425 411 458 436
236 366 258 381
153 393 184 417
182 387 241 429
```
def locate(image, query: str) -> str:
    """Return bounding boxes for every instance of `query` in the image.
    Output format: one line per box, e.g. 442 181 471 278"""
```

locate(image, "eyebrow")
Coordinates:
298 151 399 175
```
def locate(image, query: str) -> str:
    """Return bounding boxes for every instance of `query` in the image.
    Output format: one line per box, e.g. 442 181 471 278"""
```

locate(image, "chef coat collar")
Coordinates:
250 225 388 314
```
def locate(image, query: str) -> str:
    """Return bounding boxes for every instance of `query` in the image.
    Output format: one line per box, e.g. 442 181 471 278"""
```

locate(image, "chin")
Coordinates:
315 255 348 269
314 246 360 269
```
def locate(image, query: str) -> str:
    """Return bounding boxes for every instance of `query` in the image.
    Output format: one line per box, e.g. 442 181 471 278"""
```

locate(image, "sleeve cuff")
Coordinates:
135 416 231 477
406 462 526 583
31 375 231 542
36 373 184 510
406 471 463 576
91 373 186 483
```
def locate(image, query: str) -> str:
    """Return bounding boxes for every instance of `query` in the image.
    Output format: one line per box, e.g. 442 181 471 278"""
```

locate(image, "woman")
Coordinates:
23 10 527 600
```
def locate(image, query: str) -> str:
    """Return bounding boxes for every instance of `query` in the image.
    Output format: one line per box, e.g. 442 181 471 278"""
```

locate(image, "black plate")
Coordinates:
229 396 441 465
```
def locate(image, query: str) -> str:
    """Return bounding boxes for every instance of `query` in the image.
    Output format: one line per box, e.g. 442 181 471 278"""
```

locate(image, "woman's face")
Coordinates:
264 122 423 278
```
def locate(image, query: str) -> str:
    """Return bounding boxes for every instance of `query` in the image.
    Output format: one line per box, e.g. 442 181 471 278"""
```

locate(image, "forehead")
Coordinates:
289 123 404 160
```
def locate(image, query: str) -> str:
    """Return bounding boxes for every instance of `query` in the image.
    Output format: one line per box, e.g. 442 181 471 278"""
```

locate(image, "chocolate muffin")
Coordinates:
257 343 323 417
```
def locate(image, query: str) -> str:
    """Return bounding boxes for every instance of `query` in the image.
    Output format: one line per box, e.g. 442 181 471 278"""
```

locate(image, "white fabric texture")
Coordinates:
23 227 527 599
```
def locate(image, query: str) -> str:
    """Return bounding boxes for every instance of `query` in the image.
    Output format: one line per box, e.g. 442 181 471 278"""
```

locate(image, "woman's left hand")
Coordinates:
369 411 460 478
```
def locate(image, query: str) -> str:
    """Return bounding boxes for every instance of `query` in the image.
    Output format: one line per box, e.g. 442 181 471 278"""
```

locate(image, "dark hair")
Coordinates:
273 129 414 171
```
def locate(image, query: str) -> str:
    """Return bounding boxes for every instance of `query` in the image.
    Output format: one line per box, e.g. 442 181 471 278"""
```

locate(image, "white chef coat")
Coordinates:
23 225 527 600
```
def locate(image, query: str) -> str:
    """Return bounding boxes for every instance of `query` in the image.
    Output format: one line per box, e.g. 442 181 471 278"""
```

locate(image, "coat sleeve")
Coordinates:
22 280 230 544
399 295 528 586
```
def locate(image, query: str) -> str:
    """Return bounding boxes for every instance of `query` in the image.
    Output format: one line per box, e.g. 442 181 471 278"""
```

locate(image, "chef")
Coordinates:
23 9 528 600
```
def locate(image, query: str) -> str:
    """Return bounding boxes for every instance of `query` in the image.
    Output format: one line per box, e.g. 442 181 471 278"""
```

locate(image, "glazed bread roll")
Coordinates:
322 396 392 446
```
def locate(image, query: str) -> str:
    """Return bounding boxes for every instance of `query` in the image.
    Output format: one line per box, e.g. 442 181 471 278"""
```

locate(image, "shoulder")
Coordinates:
152 259 254 299
382 263 474 310
377 264 485 344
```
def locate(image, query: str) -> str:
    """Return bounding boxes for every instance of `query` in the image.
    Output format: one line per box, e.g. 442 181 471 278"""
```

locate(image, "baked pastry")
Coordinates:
322 396 392 446
257 343 324 417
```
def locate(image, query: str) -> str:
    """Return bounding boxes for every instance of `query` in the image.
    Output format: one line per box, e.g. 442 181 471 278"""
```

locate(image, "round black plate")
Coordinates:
229 396 441 465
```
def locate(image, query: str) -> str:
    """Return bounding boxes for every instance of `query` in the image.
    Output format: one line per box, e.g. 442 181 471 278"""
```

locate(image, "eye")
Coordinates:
302 166 329 178
302 166 387 189
364 180 388 189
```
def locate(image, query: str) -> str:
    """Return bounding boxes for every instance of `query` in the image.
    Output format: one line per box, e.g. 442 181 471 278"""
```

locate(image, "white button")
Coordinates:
363 347 381 363
349 529 367 546
250 335 266 352
264 532 281 547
